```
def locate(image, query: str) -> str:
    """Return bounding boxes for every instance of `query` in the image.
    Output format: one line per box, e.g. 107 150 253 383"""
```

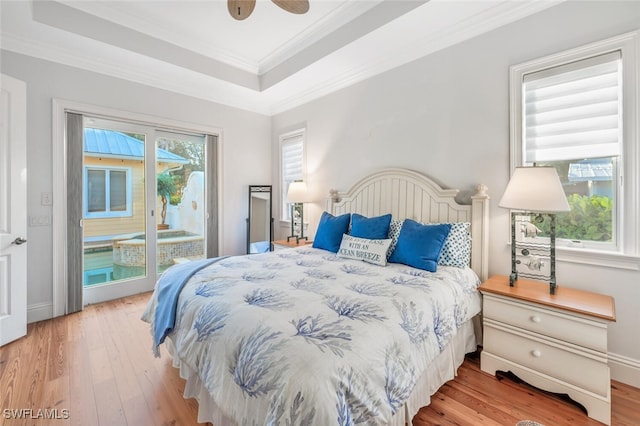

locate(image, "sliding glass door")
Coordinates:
155 131 207 274
81 117 208 304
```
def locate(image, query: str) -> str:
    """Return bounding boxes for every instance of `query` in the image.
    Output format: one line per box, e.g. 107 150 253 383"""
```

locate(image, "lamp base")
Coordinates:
509 211 559 295
287 203 298 242
286 235 308 244
510 271 558 294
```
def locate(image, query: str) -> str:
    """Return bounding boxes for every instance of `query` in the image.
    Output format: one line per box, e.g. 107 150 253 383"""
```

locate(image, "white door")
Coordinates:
0 74 28 346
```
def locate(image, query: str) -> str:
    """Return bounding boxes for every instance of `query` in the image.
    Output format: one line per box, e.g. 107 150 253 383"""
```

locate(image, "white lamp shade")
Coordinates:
499 166 570 213
286 181 312 203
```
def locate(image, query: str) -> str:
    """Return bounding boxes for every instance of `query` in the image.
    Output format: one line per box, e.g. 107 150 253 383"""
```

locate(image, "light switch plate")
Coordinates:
41 192 53 205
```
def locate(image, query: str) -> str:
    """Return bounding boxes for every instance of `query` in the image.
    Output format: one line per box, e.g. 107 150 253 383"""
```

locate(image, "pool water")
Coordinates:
84 248 138 286
83 248 172 286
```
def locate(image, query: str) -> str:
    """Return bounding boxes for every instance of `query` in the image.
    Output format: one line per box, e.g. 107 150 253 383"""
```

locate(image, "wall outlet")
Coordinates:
29 215 51 226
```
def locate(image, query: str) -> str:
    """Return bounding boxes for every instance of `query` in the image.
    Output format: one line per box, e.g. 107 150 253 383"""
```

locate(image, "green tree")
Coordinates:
157 138 205 205
157 173 177 225
537 194 612 242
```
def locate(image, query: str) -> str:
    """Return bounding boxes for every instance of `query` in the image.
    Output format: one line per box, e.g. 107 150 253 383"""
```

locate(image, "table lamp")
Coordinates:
499 166 570 294
286 181 312 243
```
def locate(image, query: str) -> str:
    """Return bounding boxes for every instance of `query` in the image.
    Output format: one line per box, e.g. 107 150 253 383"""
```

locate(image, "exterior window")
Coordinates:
279 129 305 221
523 52 620 247
510 32 638 259
84 167 132 218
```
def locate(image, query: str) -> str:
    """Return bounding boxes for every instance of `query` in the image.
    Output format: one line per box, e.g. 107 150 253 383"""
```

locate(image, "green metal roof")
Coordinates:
84 128 189 164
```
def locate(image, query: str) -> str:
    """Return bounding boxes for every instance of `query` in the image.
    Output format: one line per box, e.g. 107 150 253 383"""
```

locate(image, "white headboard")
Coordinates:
327 168 490 280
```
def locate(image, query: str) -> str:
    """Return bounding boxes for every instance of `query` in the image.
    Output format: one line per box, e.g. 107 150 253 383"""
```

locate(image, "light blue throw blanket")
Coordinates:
152 257 225 355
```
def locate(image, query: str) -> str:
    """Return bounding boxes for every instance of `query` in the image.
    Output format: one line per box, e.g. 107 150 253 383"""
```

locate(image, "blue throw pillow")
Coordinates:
388 220 452 272
350 213 392 240
313 212 351 253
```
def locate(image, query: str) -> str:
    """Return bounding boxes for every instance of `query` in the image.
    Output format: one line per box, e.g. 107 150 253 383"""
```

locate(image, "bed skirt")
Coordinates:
165 317 479 425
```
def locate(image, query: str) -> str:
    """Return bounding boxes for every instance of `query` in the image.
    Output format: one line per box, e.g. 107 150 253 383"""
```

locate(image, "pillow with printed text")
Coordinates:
337 234 392 266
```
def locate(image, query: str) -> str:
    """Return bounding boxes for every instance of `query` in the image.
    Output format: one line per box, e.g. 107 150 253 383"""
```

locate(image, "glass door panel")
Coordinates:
80 117 213 305
83 124 147 286
156 131 207 273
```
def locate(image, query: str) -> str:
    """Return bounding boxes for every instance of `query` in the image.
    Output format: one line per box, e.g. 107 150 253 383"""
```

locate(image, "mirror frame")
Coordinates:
247 185 273 254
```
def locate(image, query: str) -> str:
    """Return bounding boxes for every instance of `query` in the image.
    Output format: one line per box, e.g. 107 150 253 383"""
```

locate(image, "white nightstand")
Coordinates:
479 275 616 425
273 239 313 251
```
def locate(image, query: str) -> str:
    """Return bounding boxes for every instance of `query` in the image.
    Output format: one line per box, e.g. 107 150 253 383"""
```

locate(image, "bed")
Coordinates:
142 168 490 425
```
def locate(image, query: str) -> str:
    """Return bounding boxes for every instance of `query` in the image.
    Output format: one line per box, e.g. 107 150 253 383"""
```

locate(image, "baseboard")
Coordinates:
27 302 53 324
609 351 640 388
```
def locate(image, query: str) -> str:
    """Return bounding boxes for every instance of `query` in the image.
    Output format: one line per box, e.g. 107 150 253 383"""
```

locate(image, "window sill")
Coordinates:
557 246 640 271
506 242 640 271
84 214 133 219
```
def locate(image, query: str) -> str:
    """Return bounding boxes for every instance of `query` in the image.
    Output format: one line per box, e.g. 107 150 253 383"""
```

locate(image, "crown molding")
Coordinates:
59 0 260 74
0 33 272 115
257 0 382 74
268 0 564 115
2 0 565 117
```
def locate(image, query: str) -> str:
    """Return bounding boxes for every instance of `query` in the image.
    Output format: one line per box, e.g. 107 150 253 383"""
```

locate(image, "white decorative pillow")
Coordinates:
437 222 471 268
337 234 392 266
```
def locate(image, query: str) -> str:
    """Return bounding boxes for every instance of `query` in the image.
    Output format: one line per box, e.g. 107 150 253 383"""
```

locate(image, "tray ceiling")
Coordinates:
0 0 562 115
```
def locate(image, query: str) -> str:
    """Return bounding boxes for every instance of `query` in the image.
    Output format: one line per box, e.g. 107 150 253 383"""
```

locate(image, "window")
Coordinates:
523 52 620 247
84 167 132 218
279 129 305 221
510 32 639 263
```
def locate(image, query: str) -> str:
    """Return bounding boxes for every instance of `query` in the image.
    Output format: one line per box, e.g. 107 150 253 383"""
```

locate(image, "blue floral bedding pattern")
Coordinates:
142 247 481 425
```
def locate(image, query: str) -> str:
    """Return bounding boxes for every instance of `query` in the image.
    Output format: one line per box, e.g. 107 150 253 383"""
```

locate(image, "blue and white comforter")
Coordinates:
142 246 481 425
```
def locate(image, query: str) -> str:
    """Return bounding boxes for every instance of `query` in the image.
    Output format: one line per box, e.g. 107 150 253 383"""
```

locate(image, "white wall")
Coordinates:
0 50 271 319
271 1 640 385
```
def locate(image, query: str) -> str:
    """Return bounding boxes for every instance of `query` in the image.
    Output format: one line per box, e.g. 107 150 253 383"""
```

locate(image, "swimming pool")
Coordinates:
113 230 204 267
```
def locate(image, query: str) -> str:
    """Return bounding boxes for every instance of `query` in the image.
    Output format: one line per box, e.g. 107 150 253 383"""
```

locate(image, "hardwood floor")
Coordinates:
1 292 638 425
415 354 639 425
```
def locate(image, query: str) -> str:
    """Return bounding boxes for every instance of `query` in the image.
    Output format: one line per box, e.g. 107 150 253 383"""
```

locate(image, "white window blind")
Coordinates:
523 51 621 163
280 131 305 221
282 137 303 184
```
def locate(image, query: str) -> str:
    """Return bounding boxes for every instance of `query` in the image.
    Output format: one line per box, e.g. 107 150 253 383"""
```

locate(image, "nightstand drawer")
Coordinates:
483 295 607 352
484 322 610 397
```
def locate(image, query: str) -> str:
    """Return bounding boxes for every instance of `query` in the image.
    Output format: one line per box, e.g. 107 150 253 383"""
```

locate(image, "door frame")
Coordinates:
52 99 223 316
0 74 27 345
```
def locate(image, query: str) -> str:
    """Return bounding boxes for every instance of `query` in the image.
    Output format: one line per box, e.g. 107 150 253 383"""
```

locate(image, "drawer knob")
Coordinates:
531 349 542 358
530 315 542 324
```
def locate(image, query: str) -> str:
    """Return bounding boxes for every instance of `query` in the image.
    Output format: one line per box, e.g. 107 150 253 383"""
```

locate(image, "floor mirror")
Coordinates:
247 185 273 253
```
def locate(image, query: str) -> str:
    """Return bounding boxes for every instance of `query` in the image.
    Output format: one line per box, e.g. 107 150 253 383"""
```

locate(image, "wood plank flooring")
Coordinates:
1 292 638 425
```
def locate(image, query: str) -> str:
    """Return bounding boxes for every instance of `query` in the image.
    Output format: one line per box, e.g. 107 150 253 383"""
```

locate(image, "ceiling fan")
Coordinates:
228 0 310 20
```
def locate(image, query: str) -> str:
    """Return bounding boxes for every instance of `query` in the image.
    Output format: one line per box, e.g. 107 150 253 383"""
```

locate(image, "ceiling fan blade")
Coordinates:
228 0 256 20
271 0 309 15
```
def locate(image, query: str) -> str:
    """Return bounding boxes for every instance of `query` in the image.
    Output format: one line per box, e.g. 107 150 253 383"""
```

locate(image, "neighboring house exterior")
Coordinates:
83 128 188 242
567 158 613 198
